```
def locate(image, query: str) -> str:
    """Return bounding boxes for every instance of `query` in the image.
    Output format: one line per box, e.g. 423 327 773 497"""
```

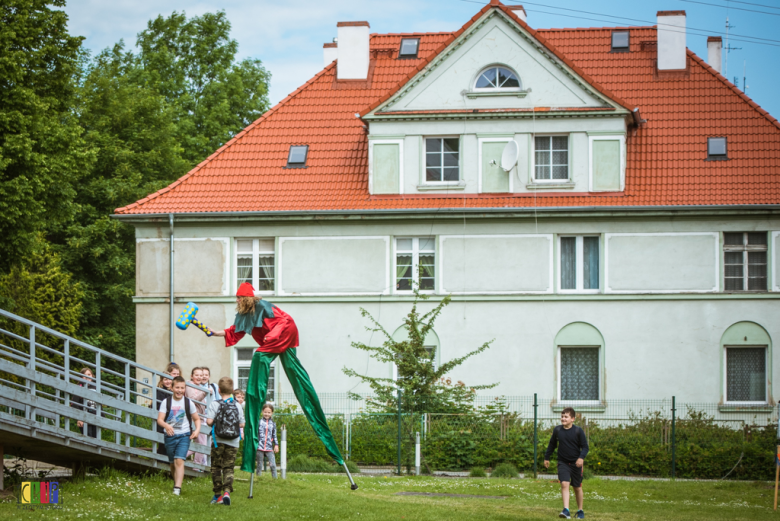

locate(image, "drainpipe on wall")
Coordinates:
169 213 175 363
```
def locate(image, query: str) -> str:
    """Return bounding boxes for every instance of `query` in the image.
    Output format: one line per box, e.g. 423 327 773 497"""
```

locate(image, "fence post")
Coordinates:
671 396 676 479
415 431 420 476
281 426 287 479
533 393 538 479
397 388 402 476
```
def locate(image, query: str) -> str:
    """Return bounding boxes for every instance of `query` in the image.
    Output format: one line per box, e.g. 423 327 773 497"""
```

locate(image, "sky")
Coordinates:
61 0 780 118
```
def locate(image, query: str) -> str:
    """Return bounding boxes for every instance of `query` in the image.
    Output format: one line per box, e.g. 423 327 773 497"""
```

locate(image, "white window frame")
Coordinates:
478 137 514 193
234 238 276 294
233 347 276 403
473 65 522 92
558 236 600 294
422 136 461 185
557 345 601 405
394 237 436 294
723 232 768 292
532 134 570 183
368 138 404 195
723 345 768 405
588 135 626 192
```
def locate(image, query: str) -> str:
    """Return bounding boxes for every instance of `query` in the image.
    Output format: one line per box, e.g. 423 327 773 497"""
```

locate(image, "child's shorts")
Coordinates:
557 461 583 488
165 433 192 463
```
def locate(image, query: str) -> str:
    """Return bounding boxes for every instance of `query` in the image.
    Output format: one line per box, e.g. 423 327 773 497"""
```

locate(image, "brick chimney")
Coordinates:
337 21 370 80
657 11 686 71
707 36 722 74
323 41 338 67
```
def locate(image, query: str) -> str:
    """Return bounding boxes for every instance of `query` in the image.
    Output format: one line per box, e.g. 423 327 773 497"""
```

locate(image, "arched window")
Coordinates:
474 66 521 90
391 325 440 380
721 322 771 404
554 322 604 404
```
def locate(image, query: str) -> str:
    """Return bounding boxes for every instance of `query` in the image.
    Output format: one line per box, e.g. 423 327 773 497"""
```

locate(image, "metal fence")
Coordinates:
273 393 779 480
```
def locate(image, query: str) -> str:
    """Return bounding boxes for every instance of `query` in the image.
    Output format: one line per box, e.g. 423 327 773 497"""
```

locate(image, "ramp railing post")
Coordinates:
281 426 287 479
28 325 36 422
415 431 420 476
95 352 102 441
125 362 131 448
63 339 70 432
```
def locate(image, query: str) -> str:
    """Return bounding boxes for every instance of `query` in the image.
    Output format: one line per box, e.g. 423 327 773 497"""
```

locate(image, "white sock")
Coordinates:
173 487 181 495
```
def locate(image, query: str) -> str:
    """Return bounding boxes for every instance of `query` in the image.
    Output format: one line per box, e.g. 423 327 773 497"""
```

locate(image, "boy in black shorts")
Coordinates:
544 407 589 519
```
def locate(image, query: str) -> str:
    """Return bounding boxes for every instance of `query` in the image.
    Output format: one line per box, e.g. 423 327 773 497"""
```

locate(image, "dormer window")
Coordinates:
286 145 308 168
707 137 728 160
611 31 630 52
474 66 520 90
398 38 420 59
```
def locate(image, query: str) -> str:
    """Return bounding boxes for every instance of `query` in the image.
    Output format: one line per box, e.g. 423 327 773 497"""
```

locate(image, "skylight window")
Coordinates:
398 38 420 59
611 31 630 52
474 67 520 90
707 137 728 160
286 145 309 168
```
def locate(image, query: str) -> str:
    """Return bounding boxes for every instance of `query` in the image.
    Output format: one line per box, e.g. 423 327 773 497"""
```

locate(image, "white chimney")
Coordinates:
323 42 338 67
657 10 686 71
707 36 722 74
510 5 527 22
337 21 370 80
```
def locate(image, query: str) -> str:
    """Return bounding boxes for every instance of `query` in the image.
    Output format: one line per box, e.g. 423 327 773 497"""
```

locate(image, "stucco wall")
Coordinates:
279 237 389 294
606 233 719 292
440 235 552 293
137 238 228 297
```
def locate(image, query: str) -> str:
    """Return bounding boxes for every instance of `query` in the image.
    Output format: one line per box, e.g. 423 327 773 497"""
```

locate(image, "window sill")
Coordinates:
526 182 575 190
466 90 530 99
718 404 773 412
552 403 606 413
417 183 466 191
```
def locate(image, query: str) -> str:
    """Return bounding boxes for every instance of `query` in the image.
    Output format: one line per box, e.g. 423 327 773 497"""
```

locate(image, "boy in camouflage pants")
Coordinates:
206 377 245 505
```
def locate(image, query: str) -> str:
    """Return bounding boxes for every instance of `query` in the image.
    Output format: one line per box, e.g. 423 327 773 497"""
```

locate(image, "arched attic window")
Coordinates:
474 66 521 90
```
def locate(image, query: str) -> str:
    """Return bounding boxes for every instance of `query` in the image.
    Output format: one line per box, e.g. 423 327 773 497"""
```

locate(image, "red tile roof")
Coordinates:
115 3 780 216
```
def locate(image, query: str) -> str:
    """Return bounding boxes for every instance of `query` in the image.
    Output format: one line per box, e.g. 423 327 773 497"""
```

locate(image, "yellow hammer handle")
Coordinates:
191 318 213 337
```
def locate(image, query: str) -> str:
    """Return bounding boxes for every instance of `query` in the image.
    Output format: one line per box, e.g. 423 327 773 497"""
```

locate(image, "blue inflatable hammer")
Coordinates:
175 302 214 336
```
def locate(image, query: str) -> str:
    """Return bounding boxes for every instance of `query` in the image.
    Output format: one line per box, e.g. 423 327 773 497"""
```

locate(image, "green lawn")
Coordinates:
2 470 779 520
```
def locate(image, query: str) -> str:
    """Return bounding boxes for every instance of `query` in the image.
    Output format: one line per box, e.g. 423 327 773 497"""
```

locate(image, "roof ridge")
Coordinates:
687 50 780 132
114 62 339 214
360 1 634 117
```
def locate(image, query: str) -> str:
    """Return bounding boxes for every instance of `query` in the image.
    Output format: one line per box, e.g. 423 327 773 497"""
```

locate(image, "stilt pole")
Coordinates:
248 472 254 499
343 462 358 490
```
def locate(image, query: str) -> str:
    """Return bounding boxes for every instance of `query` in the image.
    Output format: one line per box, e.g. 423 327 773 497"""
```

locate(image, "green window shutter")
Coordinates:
373 144 400 194
591 140 621 191
482 141 510 193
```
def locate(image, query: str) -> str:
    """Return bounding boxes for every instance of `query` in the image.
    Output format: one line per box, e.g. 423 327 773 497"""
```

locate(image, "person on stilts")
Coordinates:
212 283 356 488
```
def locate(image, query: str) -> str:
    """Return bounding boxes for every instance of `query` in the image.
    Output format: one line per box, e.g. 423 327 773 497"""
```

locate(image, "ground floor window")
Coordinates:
235 348 275 402
725 346 766 403
560 347 599 402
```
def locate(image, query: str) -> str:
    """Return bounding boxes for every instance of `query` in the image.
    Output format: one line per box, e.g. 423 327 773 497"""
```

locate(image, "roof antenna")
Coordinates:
723 16 741 78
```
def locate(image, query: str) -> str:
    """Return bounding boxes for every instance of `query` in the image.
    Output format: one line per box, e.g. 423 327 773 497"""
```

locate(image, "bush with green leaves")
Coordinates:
491 462 518 478
469 467 487 477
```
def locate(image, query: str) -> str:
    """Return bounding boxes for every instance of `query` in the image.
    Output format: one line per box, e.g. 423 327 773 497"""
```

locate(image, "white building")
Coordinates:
115 2 780 416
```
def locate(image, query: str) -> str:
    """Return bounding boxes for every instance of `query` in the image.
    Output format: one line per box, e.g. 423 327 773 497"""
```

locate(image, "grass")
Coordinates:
1 468 778 520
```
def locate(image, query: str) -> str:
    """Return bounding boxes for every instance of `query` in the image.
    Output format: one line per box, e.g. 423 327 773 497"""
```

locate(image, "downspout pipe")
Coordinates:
169 213 175 363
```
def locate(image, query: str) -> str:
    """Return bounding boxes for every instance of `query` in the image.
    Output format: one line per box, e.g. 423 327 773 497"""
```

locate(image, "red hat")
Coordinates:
236 282 255 297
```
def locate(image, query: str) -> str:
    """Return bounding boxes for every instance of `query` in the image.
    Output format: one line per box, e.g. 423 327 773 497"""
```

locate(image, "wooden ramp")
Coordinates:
0 309 213 489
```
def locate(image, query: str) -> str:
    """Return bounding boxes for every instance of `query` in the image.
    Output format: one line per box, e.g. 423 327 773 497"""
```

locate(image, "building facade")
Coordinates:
115 2 780 415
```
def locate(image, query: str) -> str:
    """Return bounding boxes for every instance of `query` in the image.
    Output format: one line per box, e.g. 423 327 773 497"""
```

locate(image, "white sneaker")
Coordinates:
173 487 181 496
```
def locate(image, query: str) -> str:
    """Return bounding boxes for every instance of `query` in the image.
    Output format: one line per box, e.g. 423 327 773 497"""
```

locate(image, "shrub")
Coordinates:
491 462 518 478
287 455 334 473
469 467 487 477
336 460 361 474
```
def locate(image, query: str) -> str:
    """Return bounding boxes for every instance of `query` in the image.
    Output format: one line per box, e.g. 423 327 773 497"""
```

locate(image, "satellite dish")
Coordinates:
501 140 519 172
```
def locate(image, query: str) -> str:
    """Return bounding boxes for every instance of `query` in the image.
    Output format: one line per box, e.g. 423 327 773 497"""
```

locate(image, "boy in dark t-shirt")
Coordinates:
544 407 589 519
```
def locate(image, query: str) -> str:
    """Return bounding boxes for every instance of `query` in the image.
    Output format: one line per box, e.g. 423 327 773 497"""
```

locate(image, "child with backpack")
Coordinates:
256 403 279 478
206 377 245 506
157 376 201 496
